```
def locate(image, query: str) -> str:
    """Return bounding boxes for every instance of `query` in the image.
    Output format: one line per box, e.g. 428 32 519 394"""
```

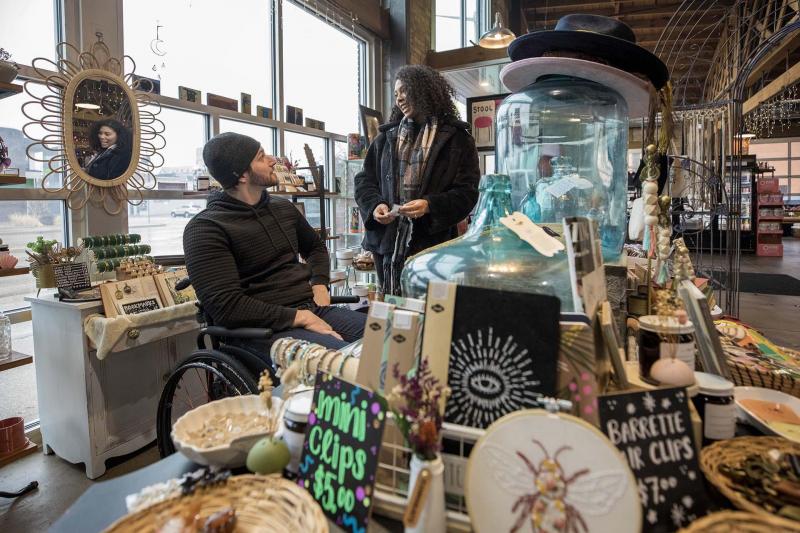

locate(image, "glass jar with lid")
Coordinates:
495 76 628 259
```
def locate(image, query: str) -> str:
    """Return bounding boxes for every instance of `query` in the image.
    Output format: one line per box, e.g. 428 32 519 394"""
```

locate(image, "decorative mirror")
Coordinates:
23 36 165 214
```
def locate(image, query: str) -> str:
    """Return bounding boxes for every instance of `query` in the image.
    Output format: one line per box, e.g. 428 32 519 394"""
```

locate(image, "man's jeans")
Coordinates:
229 304 367 365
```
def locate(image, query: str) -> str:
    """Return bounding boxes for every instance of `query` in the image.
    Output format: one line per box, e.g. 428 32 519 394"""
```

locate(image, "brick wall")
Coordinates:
408 0 432 65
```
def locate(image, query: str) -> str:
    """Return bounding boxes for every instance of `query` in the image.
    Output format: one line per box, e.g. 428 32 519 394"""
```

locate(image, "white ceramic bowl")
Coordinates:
171 395 283 468
335 248 355 260
734 386 800 443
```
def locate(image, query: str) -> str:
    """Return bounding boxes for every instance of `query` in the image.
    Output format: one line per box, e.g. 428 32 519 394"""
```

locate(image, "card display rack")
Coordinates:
756 176 784 257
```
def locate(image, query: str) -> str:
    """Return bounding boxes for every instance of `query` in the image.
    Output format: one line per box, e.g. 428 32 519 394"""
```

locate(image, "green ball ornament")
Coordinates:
246 437 290 475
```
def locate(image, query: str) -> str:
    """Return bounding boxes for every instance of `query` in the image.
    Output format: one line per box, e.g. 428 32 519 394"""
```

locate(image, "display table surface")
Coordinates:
50 453 402 533
25 293 199 479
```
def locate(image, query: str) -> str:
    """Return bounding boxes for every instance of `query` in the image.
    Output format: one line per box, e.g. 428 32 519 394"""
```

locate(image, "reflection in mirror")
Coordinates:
72 78 134 181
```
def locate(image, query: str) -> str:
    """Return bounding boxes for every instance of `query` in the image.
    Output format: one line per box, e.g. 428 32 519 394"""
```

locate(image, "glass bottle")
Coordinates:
496 76 628 259
0 310 11 359
401 174 575 308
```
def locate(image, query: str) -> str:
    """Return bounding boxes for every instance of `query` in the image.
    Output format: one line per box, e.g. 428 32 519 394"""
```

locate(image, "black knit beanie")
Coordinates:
202 132 261 189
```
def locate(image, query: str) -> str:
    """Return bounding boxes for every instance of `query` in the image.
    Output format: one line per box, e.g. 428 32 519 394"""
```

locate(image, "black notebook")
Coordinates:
440 285 561 429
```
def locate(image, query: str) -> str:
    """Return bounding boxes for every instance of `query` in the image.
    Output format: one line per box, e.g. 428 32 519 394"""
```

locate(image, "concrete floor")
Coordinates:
1 240 799 532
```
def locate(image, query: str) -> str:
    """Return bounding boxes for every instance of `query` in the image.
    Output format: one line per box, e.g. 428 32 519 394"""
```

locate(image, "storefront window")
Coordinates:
0 200 67 311
219 119 276 155
148 107 208 190
123 0 273 107
282 1 363 135
0 0 59 65
128 199 208 256
750 139 800 202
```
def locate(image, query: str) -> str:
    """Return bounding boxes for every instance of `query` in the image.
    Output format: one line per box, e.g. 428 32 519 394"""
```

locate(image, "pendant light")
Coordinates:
478 12 516 49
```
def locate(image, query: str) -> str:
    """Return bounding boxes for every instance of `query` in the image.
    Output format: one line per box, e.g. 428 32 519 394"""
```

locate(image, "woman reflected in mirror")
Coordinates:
84 119 133 181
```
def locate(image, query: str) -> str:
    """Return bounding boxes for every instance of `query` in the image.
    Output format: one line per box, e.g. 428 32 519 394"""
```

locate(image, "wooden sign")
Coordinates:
599 387 710 531
52 262 91 292
430 283 560 429
297 374 387 533
206 93 238 111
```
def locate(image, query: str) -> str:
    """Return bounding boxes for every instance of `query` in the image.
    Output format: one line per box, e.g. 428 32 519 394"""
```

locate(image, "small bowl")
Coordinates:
171 395 283 468
335 248 355 261
0 417 26 454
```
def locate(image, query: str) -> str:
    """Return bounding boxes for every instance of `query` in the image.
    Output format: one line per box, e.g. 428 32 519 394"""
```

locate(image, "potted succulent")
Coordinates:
0 49 19 84
26 237 58 289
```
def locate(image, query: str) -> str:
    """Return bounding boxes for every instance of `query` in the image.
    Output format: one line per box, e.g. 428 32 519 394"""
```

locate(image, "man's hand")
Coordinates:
373 203 396 225
311 284 331 307
293 309 343 341
398 199 429 219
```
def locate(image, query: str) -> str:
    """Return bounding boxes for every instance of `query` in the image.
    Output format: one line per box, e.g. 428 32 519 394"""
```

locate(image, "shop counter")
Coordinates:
25 294 199 479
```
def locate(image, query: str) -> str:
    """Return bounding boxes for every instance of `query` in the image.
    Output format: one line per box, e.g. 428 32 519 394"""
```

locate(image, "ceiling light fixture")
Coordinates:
478 12 516 49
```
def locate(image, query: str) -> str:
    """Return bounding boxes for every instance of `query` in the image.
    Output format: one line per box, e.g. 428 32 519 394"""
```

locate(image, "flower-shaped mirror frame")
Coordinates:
22 37 165 214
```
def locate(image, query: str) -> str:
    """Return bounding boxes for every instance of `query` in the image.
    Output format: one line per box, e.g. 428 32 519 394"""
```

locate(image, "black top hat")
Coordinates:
508 14 669 90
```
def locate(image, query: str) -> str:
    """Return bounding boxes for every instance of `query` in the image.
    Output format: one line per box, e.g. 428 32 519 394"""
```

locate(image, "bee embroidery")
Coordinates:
486 438 629 533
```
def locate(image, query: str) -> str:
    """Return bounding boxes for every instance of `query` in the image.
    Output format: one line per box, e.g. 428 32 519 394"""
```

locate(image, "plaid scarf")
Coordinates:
383 117 438 296
395 117 438 202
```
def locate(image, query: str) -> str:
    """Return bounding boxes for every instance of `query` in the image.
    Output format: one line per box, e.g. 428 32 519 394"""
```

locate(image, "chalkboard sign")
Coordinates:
442 285 560 429
52 262 91 292
121 298 160 315
599 387 709 531
297 373 387 533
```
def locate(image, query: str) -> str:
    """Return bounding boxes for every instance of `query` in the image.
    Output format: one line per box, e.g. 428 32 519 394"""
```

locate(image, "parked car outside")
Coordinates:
170 204 202 218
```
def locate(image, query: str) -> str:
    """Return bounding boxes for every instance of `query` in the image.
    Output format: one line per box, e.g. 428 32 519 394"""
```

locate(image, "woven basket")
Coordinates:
103 475 328 533
678 511 800 532
700 436 800 517
726 347 800 398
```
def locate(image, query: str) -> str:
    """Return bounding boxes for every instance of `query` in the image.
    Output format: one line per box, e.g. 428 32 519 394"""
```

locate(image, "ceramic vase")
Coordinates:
406 453 446 533
0 61 17 83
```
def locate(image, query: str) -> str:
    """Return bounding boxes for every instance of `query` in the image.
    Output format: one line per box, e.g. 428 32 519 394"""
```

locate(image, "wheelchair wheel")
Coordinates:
156 350 259 457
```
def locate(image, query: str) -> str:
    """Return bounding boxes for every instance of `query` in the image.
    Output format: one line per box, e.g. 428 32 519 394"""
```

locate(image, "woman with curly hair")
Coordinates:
84 118 133 181
355 65 480 295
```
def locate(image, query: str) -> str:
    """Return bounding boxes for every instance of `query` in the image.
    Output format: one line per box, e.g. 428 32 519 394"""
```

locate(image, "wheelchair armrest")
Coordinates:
202 326 273 339
330 295 360 304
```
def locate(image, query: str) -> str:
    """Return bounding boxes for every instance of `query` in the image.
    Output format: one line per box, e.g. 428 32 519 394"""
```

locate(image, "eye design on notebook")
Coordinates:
431 304 445 313
369 322 382 331
392 334 406 343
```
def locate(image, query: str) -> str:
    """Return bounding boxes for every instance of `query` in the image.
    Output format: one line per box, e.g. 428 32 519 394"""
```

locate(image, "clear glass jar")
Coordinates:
496 76 629 259
0 310 11 359
401 174 575 307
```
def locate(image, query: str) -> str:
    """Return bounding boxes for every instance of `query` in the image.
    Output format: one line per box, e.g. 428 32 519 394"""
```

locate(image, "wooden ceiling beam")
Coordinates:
743 59 800 113
744 32 800 88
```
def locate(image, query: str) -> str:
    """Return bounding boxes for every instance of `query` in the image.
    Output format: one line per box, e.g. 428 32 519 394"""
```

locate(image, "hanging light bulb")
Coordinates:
478 12 516 49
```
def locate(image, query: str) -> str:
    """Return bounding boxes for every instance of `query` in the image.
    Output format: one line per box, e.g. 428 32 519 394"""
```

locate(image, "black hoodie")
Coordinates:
183 190 330 331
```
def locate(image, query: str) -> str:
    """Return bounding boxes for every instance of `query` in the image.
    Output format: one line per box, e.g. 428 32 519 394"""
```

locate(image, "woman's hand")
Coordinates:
398 199 429 219
373 203 396 225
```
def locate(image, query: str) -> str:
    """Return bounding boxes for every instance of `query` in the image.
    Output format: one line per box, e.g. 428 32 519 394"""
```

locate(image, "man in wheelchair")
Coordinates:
183 132 366 359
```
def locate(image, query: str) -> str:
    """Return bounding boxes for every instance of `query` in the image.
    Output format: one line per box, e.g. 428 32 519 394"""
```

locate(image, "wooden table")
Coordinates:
25 294 198 478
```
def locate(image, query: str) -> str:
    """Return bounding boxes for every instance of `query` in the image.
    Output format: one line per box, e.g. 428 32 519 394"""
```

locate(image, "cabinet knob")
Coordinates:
127 328 140 340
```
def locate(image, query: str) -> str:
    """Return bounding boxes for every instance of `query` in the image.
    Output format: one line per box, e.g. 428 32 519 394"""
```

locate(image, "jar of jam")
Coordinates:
691 372 735 446
638 315 696 384
282 389 314 478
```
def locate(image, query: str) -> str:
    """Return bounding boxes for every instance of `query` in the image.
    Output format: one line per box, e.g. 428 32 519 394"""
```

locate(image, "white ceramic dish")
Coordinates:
171 395 283 468
734 386 800 443
335 249 355 260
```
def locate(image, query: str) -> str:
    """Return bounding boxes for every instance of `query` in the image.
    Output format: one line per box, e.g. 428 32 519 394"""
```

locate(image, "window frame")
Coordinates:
749 137 800 203
434 0 491 51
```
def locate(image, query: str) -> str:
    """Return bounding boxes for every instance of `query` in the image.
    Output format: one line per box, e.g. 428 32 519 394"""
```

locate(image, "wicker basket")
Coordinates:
103 474 328 533
678 511 800 532
700 436 800 517
726 347 800 398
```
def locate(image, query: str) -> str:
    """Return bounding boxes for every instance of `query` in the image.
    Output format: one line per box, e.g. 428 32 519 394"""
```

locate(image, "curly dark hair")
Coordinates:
88 119 132 152
389 65 461 124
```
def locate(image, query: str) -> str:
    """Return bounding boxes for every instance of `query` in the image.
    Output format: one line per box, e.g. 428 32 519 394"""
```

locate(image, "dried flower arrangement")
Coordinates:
26 236 84 266
386 357 451 461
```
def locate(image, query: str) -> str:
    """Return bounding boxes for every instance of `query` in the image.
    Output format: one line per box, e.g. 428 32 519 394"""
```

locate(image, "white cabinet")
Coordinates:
26 295 197 479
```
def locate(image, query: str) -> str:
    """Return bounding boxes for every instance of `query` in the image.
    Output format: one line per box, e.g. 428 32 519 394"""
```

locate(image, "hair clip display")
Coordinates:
270 338 357 385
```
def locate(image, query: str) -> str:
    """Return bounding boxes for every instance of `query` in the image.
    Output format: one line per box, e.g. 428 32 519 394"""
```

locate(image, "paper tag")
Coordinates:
370 301 392 320
545 175 593 198
430 280 449 299
393 310 413 330
403 467 432 528
500 212 565 257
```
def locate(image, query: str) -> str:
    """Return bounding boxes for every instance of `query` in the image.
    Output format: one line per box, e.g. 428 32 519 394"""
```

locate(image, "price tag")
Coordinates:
403 468 432 528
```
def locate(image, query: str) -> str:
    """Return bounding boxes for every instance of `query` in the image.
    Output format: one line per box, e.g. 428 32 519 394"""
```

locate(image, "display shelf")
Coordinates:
269 190 338 198
759 202 783 207
0 174 26 185
0 81 23 101
0 267 30 277
757 216 784 221
756 176 784 257
0 350 33 373
758 231 784 235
